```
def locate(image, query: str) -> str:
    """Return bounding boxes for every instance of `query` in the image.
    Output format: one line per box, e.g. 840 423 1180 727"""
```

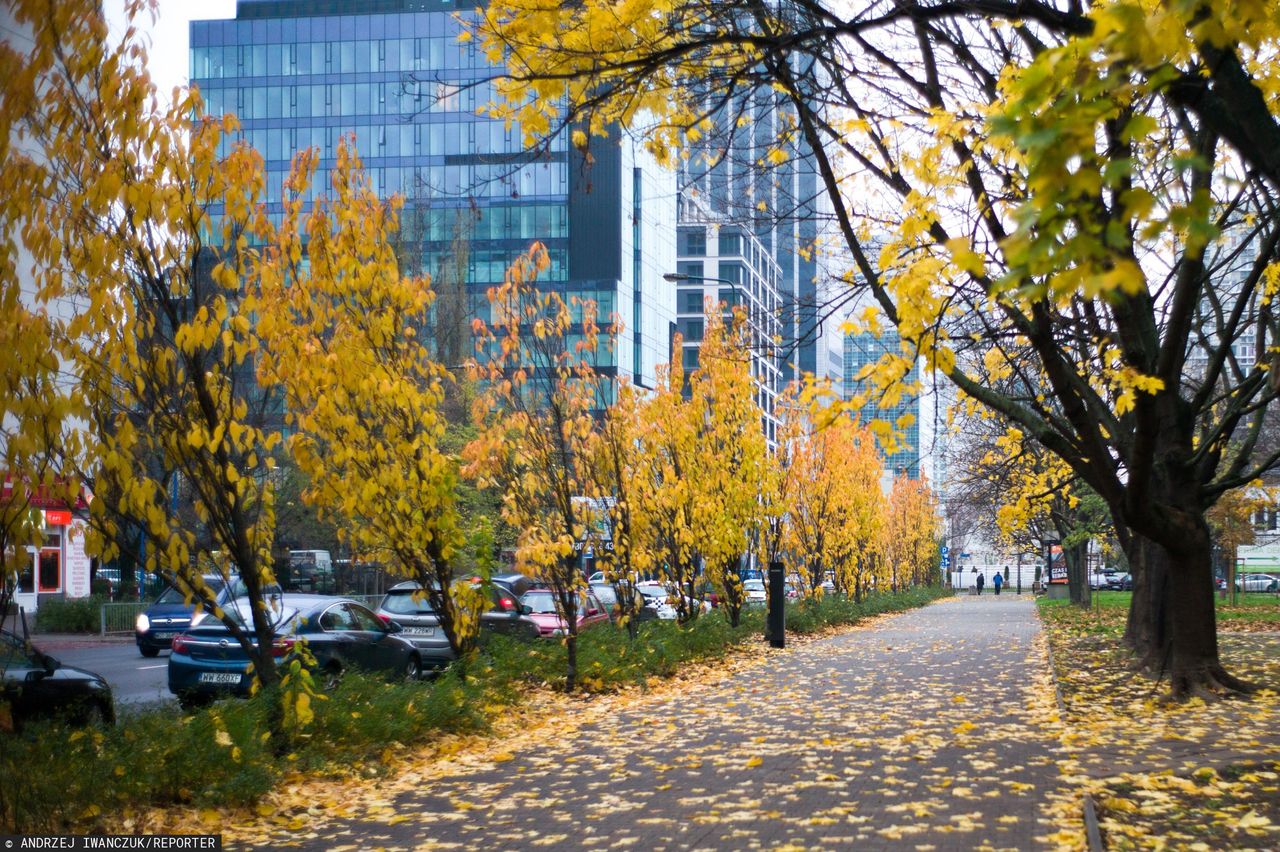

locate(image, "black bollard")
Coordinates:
767 561 785 649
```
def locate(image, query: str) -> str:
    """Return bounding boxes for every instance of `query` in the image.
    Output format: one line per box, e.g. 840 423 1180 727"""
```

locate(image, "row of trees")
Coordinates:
471 0 1280 698
464 255 942 687
0 1 942 709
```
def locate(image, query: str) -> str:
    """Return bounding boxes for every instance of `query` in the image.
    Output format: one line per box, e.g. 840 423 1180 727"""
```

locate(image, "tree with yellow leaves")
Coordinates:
254 139 486 660
629 344 704 623
886 474 942 591
471 0 1280 697
687 308 768 627
463 243 606 690
784 417 886 600
0 298 80 629
0 0 290 692
588 378 648 637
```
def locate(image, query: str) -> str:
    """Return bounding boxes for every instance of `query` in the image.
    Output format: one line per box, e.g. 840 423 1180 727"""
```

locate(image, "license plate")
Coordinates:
405 626 436 636
198 672 243 684
152 632 176 639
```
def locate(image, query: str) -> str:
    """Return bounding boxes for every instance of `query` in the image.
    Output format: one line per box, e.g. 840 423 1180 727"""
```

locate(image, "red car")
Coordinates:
520 588 610 637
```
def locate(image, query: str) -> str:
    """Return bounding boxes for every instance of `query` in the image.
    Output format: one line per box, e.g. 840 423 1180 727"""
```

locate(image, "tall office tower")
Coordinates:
676 65 841 389
843 327 921 479
189 0 677 393
674 195 784 446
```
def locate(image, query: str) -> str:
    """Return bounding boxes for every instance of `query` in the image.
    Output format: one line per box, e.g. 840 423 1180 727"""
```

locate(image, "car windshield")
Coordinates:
590 585 618 605
381 590 437 615
522 591 559 614
744 580 765 591
155 577 226 605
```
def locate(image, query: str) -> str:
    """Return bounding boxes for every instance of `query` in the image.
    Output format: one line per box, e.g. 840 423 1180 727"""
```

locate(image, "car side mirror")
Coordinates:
520 604 532 615
41 654 59 675
385 620 403 634
587 608 600 617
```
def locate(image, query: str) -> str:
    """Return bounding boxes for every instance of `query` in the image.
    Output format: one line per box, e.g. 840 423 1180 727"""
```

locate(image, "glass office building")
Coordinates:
190 0 676 390
843 328 921 478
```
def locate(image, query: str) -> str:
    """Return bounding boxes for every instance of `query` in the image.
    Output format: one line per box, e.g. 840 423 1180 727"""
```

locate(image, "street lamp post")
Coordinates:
663 271 743 311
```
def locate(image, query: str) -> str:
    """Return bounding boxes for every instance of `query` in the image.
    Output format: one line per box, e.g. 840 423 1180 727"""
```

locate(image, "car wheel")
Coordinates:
322 664 343 692
140 645 159 658
404 655 422 681
82 700 112 727
178 693 210 713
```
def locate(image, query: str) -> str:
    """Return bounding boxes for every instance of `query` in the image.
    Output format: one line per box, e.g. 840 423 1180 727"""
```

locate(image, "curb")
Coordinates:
1042 623 1105 852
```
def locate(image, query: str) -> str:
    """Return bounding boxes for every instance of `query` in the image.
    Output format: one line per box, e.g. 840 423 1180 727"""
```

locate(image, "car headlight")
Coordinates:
135 613 150 632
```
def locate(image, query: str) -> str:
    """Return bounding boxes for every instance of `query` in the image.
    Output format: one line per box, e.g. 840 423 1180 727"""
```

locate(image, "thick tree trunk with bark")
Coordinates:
1122 498 1252 700
1066 541 1090 608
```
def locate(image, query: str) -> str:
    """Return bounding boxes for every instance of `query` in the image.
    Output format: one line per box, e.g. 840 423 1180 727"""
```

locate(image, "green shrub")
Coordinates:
35 595 108 633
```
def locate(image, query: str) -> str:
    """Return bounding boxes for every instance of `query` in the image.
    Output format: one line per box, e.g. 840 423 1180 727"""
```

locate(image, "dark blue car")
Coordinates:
167 594 421 709
135 574 280 657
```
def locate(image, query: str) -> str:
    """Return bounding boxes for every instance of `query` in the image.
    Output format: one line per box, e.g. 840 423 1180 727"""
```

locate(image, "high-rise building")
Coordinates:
673 196 783 445
843 327 921 478
676 74 841 389
189 0 677 392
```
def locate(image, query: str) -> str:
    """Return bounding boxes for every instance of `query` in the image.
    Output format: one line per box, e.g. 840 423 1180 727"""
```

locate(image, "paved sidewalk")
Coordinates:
265 597 1065 851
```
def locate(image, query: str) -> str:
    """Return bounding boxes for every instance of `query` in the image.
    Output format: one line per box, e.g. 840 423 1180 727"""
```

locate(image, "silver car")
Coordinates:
375 581 539 669
1236 573 1280 592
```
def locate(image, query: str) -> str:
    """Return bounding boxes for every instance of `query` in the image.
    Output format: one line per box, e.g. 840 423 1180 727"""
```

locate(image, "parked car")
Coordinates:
634 582 713 619
635 582 679 620
520 588 611 637
1236 573 1280 592
490 572 537 601
1106 573 1133 591
375 581 539 668
136 574 282 657
589 582 657 623
1090 570 1120 590
1 629 114 729
743 578 767 606
168 594 421 709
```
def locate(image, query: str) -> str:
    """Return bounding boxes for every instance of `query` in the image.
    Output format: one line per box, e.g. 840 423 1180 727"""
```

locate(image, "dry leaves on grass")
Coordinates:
1042 607 1280 850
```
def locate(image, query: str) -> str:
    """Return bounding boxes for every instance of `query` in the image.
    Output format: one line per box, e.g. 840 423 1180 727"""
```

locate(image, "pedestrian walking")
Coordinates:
993 571 1004 596
976 571 985 595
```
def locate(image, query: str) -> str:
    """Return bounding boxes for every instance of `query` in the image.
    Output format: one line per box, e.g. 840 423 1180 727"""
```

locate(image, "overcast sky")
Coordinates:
106 1 237 98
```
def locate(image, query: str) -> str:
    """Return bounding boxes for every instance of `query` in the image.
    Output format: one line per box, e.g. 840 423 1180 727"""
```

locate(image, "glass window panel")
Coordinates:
680 290 704 313
339 41 355 73
356 40 370 72
340 84 355 115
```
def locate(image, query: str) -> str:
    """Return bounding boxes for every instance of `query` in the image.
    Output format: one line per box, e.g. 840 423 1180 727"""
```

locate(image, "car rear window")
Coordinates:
590 585 618 606
381 590 437 615
521 591 559 614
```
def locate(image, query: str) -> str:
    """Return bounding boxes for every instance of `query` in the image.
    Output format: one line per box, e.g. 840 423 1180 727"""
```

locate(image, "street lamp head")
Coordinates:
663 272 688 282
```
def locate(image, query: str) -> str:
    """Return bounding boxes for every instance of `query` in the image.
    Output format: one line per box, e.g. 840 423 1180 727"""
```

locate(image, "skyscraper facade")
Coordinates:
843 328 921 478
674 196 784 445
190 0 677 391
677 79 842 389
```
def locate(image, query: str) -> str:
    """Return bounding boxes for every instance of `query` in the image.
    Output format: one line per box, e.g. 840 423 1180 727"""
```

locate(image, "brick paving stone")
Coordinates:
263 596 1067 851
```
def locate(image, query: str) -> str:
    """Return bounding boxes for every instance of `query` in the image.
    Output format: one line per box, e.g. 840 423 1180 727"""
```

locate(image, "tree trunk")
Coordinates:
1065 539 1090 608
565 632 577 692
1123 514 1252 699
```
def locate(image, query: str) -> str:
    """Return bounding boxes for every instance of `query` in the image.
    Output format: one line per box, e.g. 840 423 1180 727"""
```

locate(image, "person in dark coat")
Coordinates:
976 572 985 595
